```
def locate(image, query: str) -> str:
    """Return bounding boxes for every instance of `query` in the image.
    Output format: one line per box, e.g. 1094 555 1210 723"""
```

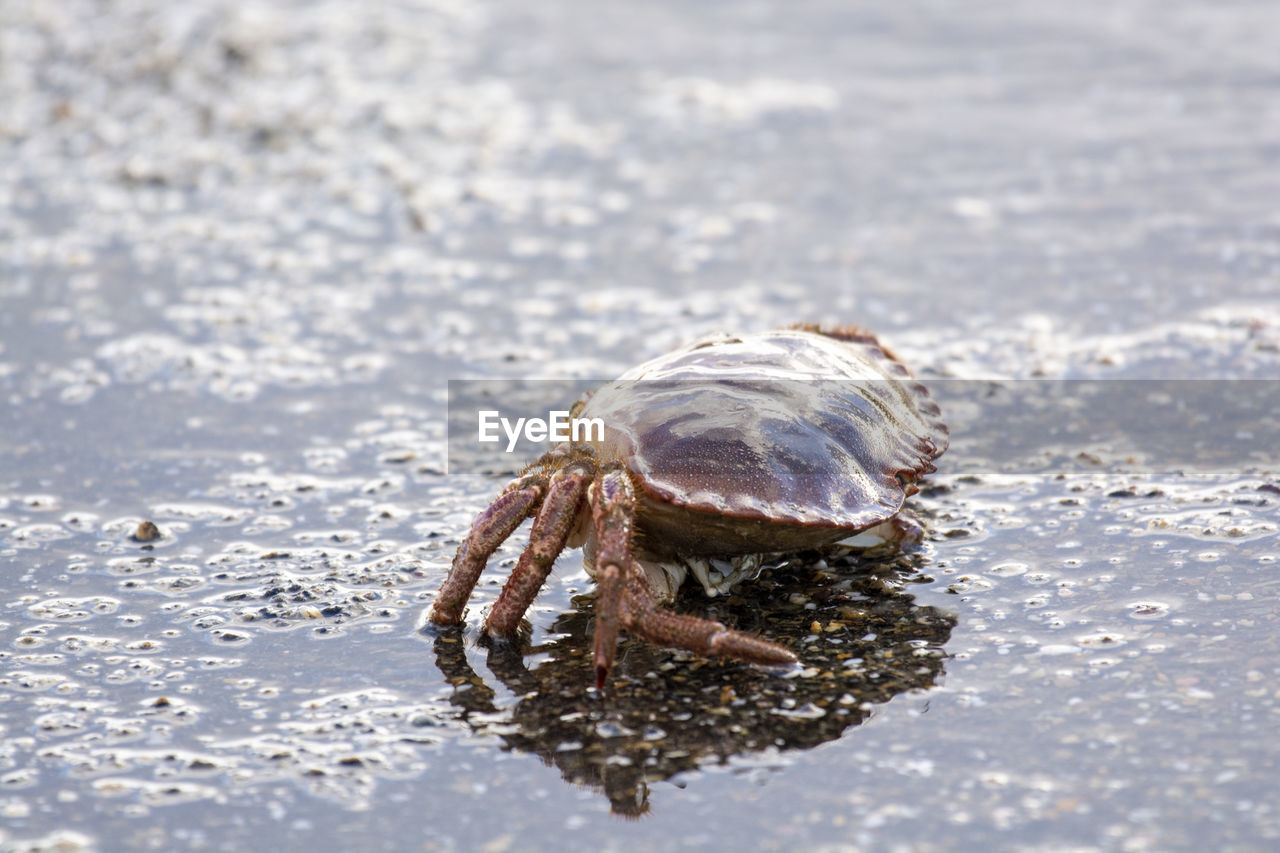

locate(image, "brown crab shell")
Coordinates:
578 327 948 557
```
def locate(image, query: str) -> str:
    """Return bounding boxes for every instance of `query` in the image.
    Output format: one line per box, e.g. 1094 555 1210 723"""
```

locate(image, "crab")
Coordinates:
430 324 948 687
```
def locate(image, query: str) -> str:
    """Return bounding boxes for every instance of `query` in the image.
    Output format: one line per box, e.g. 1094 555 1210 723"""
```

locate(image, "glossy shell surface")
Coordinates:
578 328 948 551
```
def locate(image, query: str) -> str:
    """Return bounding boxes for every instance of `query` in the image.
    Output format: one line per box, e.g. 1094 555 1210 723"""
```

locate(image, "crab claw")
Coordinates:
593 563 622 688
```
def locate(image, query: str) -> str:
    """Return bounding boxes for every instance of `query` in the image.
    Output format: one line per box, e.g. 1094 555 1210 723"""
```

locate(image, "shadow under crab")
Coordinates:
431 550 956 817
431 325 948 686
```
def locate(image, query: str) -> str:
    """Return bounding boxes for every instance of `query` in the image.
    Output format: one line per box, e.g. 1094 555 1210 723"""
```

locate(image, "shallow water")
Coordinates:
2 1 1279 850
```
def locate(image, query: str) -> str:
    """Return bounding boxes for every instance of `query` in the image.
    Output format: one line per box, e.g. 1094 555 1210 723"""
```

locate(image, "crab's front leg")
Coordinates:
621 564 799 668
590 468 636 688
430 471 548 626
485 460 596 638
589 469 798 686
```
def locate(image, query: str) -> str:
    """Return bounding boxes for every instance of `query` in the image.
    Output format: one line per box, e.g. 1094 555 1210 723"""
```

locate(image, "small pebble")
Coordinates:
133 521 162 542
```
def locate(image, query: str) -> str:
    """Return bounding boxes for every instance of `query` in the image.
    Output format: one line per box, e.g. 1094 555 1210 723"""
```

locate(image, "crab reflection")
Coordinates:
432 554 955 817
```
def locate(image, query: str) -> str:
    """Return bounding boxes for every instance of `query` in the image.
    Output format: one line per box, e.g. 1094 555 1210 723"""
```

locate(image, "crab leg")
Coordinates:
430 472 547 626
590 468 636 688
486 462 595 638
621 563 799 668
